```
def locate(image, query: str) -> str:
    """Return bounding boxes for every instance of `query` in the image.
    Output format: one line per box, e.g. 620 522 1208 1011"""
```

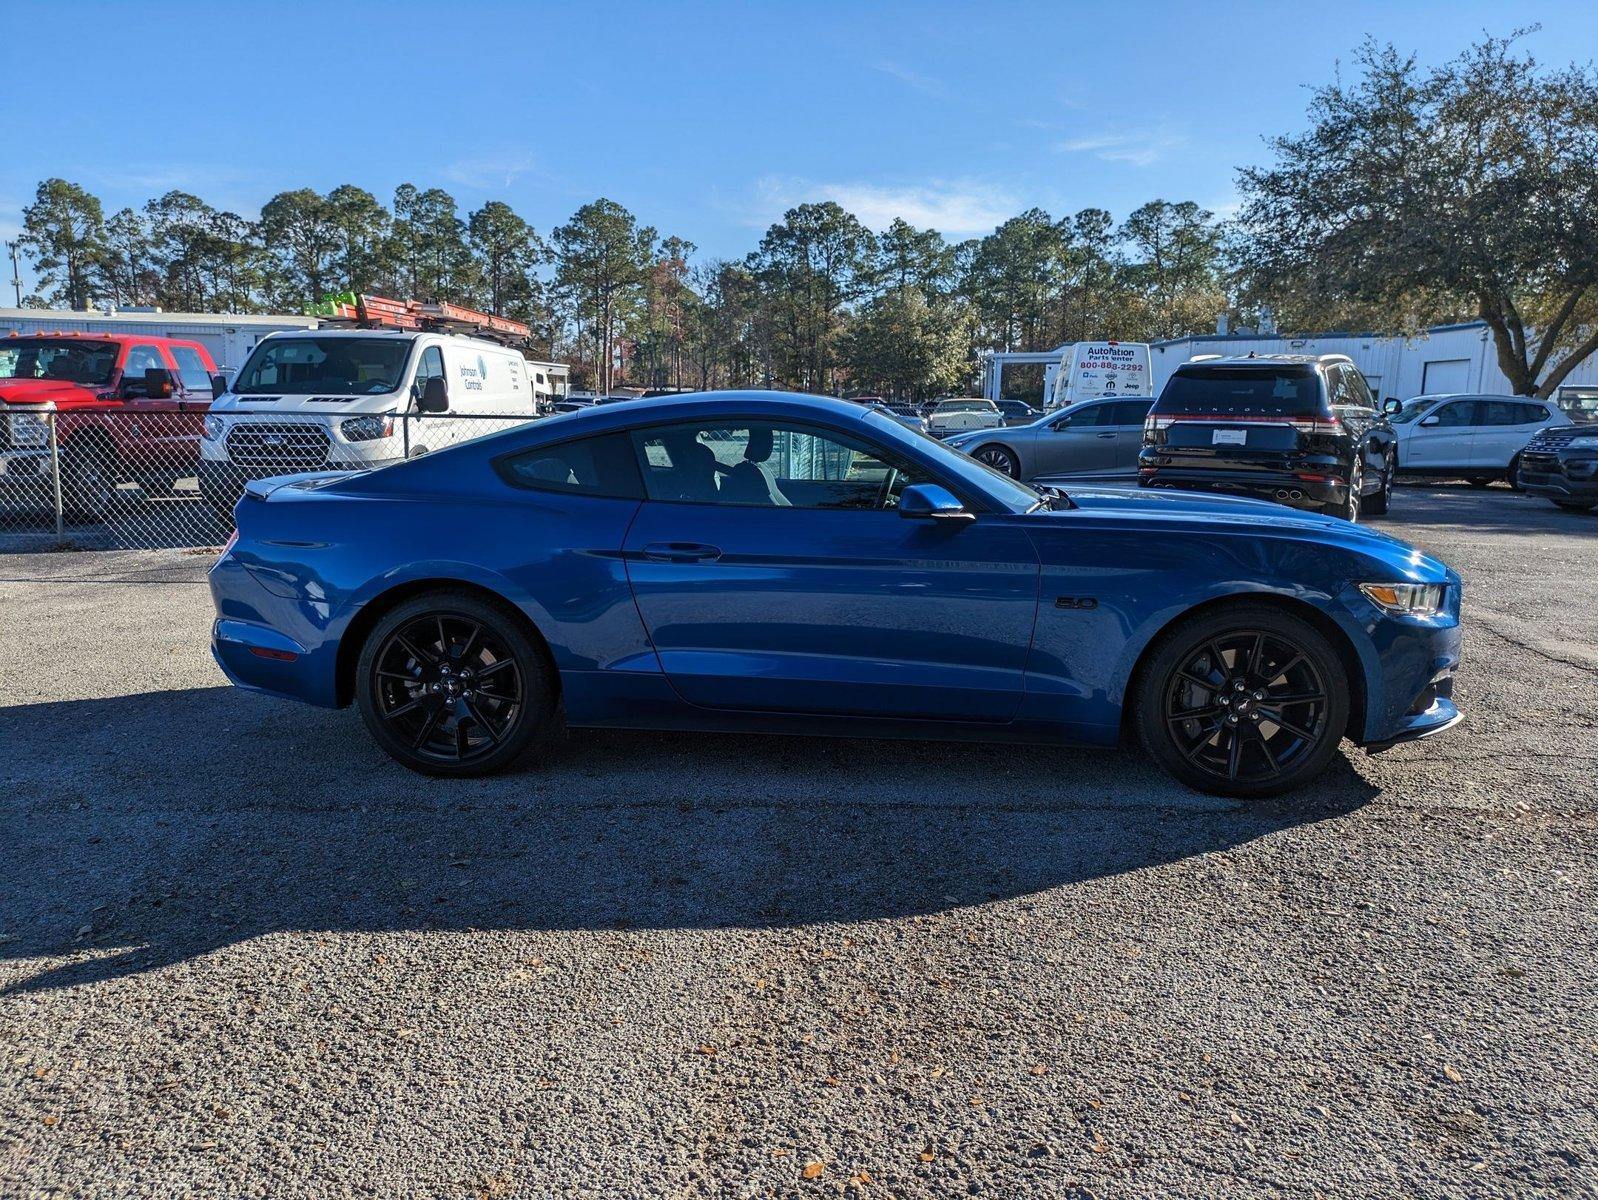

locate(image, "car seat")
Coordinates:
718 426 791 506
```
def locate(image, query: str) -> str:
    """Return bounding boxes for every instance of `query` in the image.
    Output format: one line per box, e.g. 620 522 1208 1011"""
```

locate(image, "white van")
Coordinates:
200 329 541 513
1046 341 1153 410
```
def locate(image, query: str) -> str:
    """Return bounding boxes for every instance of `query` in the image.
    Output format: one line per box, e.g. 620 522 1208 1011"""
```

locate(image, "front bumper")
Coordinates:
1337 580 1464 747
1518 452 1598 501
0 448 52 488
1139 468 1350 514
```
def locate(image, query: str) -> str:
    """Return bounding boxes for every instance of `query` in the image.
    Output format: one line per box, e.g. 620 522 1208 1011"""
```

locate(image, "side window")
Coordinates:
1111 400 1153 426
169 345 213 392
123 344 166 378
412 345 445 403
1520 403 1551 424
1343 367 1375 408
1058 404 1109 428
497 433 641 498
1432 401 1475 427
631 420 932 510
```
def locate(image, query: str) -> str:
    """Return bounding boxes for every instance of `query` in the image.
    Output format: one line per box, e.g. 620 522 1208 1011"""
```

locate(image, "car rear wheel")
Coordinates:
1468 476 1493 488
355 591 555 777
1553 499 1596 512
973 445 1020 478
1133 604 1350 799
1506 454 1525 492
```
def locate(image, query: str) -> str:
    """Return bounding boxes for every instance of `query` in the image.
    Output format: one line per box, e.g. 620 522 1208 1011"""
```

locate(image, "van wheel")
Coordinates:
1134 603 1350 799
355 591 556 777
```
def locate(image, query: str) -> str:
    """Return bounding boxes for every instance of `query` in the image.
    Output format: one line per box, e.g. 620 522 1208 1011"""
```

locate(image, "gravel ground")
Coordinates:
1 484 1594 1199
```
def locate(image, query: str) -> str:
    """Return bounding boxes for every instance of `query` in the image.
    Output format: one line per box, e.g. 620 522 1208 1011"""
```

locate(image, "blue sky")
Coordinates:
6 0 1597 290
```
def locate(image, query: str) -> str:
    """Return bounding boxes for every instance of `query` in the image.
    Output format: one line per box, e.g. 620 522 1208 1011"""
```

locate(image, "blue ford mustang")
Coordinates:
209 391 1462 797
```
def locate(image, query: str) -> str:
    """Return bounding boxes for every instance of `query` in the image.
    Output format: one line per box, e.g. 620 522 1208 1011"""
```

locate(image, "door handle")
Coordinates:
642 542 722 563
1096 432 1117 439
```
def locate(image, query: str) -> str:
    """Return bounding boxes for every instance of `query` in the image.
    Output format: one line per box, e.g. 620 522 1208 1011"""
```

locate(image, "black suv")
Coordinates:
1137 354 1397 520
1518 423 1598 511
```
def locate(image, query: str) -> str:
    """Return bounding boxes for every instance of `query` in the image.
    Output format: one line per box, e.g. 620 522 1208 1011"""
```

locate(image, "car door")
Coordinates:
1476 400 1551 469
1032 401 1119 476
117 342 193 479
621 416 1041 721
1110 400 1155 473
1405 399 1477 468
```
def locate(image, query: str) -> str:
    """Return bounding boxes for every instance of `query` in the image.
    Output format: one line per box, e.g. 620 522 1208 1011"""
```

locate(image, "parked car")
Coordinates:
996 399 1040 426
945 397 1153 481
201 329 537 517
1516 423 1598 511
1139 354 1396 521
865 400 929 435
0 332 217 518
926 397 1003 437
1382 393 1566 488
210 390 1463 799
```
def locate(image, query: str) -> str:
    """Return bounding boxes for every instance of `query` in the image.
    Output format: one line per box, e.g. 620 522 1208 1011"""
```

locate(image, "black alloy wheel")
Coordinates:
1135 605 1350 798
356 591 553 776
974 445 1020 478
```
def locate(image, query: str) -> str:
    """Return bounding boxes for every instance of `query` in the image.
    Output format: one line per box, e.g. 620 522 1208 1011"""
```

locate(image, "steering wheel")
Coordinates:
876 465 901 510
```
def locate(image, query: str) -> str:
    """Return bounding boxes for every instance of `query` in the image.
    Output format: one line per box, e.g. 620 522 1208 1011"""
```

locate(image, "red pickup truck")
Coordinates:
0 332 219 517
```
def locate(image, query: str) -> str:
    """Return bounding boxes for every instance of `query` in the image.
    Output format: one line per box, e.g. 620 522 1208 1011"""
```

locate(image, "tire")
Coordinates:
1468 476 1492 489
355 590 556 777
1553 499 1597 512
1133 603 1350 799
1364 453 1393 516
60 441 118 522
1506 454 1525 492
1338 459 1362 522
972 444 1020 478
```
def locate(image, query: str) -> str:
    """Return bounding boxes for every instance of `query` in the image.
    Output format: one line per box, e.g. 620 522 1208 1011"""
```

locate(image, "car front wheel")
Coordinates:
1134 604 1350 798
355 591 555 777
973 445 1020 478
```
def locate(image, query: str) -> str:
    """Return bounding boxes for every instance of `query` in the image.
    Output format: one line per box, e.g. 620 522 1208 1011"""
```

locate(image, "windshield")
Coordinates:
863 408 1042 513
1154 366 1326 417
234 337 411 395
0 338 119 387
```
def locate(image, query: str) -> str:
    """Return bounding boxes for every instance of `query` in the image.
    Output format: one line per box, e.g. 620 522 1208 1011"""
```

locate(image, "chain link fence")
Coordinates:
1 407 547 552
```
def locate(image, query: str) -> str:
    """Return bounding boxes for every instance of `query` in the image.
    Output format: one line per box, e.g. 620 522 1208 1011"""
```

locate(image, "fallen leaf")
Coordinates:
824 1077 840 1087
1091 1133 1107 1154
697 1045 718 1057
770 1149 788 1158
969 1095 984 1107
919 1149 936 1163
802 1161 825 1179
1443 1064 1464 1083
41 1115 59 1127
1029 1064 1047 1076
852 1169 874 1184
30 1067 46 1080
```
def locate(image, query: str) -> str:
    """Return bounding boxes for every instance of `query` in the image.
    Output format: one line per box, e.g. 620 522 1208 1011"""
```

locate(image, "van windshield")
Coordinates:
234 337 411 395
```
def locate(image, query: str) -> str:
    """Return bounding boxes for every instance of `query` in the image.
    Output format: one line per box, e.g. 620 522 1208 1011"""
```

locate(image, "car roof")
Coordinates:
525 389 868 435
1183 353 1353 368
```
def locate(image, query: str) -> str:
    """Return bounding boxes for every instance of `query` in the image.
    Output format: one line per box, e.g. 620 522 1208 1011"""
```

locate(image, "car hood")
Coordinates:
0 378 99 406
1034 484 1448 576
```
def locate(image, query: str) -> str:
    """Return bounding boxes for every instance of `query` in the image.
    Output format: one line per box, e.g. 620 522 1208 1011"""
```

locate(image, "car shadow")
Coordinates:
0 687 1378 994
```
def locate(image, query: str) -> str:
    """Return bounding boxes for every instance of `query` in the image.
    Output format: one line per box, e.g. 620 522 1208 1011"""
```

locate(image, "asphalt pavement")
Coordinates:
1 483 1594 1198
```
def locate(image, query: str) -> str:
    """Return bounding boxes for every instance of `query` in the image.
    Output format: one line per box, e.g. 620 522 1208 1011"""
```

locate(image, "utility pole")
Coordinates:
5 240 21 307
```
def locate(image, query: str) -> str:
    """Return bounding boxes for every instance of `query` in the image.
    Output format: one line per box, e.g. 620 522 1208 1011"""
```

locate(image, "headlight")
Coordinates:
1359 582 1447 616
1567 435 1598 450
7 412 50 447
202 414 225 440
341 413 395 441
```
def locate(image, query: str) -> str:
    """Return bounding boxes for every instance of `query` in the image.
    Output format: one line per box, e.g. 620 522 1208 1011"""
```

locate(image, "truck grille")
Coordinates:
225 421 330 472
1527 428 1582 451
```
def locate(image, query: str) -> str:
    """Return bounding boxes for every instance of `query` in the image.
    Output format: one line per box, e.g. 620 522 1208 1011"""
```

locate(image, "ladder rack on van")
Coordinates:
307 292 531 348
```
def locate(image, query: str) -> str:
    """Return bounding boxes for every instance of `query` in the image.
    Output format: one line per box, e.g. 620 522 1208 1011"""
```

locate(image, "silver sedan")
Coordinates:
943 397 1154 480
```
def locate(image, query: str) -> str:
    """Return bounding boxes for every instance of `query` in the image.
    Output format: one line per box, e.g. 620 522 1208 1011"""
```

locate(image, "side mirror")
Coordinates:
418 375 449 413
899 482 974 522
210 373 229 396
1420 415 1440 427
144 367 175 399
1381 397 1401 415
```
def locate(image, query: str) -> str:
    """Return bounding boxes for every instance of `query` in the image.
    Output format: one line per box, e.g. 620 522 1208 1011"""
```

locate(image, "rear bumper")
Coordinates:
1138 468 1350 513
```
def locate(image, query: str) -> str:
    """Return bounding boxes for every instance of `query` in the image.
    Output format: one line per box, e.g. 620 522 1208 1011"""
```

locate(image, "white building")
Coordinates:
985 321 1598 412
0 307 320 371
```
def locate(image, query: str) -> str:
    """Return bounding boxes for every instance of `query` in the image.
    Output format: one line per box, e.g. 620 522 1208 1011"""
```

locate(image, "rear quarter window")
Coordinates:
1154 367 1326 417
496 432 643 499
